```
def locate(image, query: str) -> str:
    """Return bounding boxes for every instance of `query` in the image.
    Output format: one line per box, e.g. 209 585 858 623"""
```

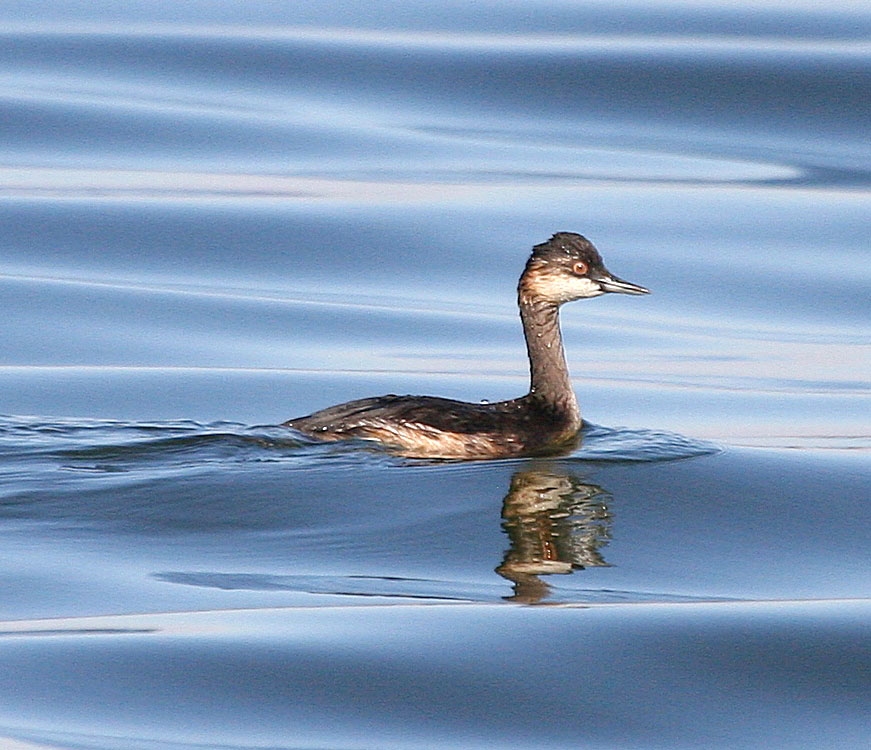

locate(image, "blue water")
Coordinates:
1 2 869 748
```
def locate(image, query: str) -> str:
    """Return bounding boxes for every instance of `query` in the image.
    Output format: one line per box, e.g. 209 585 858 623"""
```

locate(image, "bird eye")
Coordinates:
572 261 588 275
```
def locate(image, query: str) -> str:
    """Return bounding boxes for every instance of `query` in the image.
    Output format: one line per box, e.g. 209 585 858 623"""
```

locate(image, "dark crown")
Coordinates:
530 232 603 267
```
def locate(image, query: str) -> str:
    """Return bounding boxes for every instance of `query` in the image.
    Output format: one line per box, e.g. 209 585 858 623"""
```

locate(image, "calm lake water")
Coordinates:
1 2 869 748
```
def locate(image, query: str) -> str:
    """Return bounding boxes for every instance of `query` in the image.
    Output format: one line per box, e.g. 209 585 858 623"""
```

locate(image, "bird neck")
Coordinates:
518 295 580 422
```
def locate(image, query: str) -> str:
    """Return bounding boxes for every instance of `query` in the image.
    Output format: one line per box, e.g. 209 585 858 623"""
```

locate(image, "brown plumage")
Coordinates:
284 232 649 459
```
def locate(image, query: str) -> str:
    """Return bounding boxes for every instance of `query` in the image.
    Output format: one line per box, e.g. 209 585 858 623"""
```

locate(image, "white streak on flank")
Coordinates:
312 418 510 460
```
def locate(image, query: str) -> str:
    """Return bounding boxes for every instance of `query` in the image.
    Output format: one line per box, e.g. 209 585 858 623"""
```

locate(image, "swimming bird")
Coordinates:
284 232 649 459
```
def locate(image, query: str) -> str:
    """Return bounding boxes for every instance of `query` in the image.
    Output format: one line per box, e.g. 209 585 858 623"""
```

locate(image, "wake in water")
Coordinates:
152 570 736 605
0 413 716 607
0 414 718 480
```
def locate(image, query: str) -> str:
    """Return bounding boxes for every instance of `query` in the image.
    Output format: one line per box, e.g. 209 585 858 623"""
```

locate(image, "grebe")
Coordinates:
284 232 649 459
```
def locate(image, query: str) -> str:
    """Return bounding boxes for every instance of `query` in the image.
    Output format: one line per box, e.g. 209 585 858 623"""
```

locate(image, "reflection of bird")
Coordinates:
285 233 648 459
497 470 612 603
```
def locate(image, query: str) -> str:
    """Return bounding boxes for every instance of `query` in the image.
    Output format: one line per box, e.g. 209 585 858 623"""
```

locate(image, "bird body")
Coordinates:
285 232 648 459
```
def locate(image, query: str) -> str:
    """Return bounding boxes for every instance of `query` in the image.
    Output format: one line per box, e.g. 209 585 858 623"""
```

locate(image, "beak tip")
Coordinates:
600 277 650 296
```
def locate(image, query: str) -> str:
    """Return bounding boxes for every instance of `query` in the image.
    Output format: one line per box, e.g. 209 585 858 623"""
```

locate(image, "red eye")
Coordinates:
572 261 588 275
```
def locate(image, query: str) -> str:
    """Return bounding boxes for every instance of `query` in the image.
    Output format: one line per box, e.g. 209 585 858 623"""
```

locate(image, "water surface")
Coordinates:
0 2 869 748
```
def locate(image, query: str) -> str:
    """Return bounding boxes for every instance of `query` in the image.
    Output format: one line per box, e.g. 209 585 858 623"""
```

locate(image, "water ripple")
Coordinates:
0 416 716 478
576 423 720 462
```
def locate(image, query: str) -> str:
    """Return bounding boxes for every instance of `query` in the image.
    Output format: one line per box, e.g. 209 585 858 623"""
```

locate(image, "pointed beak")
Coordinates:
595 271 650 296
